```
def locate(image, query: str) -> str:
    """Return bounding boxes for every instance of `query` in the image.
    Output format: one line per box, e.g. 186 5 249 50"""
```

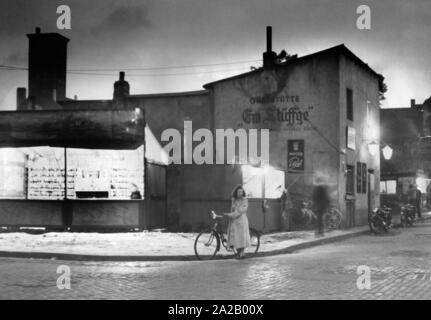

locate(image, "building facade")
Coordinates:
380 98 431 208
0 27 383 232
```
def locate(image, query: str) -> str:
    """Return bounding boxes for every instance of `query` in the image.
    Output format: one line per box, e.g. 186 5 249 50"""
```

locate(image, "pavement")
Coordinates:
0 211 430 262
1 221 431 299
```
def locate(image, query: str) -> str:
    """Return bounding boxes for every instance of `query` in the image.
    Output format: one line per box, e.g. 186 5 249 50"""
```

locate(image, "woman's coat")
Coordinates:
226 197 251 249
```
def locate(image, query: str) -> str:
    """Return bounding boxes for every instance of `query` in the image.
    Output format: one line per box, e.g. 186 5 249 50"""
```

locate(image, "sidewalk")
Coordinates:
0 212 430 262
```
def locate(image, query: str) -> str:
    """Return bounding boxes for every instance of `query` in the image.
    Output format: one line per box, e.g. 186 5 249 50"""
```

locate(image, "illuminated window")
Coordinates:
380 180 396 194
264 168 285 199
241 165 285 199
0 146 144 200
0 148 28 199
66 147 144 200
242 165 263 198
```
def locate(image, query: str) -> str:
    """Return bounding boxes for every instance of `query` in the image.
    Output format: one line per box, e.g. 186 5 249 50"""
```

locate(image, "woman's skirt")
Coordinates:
227 214 251 249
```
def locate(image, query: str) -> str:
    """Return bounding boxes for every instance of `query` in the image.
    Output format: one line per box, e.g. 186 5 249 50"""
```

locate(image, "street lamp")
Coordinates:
367 141 379 157
367 141 393 160
382 145 393 160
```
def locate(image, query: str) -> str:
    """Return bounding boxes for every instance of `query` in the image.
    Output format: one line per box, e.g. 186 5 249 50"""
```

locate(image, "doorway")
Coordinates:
146 162 167 229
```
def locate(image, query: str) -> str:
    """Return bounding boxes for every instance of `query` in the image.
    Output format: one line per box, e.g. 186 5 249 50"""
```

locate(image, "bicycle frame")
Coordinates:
209 217 233 253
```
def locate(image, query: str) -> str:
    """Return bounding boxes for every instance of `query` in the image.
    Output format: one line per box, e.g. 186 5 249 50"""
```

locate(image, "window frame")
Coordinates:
346 88 354 121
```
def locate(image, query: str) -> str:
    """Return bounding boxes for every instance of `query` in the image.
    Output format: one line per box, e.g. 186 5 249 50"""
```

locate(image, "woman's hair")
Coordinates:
231 184 246 199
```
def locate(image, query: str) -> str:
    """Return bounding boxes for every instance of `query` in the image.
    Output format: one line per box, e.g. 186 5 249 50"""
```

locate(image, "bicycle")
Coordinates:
194 211 260 260
300 200 342 230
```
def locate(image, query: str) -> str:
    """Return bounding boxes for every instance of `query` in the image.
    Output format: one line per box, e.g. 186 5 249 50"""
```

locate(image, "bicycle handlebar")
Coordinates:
209 210 223 220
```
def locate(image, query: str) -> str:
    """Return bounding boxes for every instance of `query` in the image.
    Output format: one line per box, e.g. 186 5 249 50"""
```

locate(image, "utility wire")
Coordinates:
66 67 254 77
67 59 261 72
0 66 256 77
0 59 260 73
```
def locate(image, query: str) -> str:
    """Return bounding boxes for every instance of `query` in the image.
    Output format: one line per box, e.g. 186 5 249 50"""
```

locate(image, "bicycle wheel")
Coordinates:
301 209 315 228
325 208 342 229
194 230 220 260
369 218 388 234
245 228 260 257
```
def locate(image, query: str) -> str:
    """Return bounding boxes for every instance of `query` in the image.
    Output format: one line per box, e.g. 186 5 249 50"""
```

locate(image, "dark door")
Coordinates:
146 162 167 229
345 199 356 228
345 165 356 228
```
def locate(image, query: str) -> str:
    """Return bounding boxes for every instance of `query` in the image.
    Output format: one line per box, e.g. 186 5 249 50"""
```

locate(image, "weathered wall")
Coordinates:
127 92 214 230
0 200 141 229
0 200 63 226
71 201 140 227
211 54 341 212
338 55 381 226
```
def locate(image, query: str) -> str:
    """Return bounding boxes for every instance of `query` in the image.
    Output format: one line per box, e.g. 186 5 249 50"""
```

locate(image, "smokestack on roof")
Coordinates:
266 26 272 52
113 71 130 105
263 26 277 69
27 27 69 109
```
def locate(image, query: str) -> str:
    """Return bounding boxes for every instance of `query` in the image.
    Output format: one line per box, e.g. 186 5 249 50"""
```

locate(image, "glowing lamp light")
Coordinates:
382 145 393 160
367 141 379 157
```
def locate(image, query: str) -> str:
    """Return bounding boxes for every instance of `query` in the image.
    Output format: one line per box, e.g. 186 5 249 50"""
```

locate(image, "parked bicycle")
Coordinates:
194 211 260 260
300 200 343 230
368 206 392 234
400 203 415 227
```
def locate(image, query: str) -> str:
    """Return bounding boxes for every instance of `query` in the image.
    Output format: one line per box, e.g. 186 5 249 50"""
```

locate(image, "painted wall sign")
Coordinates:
288 139 305 172
346 126 356 150
242 106 312 125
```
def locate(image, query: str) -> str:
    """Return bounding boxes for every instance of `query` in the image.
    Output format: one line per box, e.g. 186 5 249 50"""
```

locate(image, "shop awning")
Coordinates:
0 108 145 149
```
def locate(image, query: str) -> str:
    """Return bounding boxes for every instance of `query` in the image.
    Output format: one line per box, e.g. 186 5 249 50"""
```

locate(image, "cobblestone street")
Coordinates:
1 223 430 300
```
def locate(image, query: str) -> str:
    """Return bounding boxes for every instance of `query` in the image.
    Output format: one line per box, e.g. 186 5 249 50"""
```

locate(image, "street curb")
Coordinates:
0 229 372 262
256 229 371 257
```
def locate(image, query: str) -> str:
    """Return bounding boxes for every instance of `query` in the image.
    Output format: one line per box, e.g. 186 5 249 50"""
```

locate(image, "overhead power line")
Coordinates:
0 58 261 73
66 67 255 77
67 59 261 72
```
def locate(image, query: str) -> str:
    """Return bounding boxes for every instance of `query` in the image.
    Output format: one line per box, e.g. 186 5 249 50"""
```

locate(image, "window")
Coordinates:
66 147 144 200
264 168 285 199
362 163 367 193
346 164 355 195
242 165 263 198
0 146 144 200
0 148 28 199
346 88 353 121
242 165 285 199
380 180 396 194
356 162 367 194
356 162 362 193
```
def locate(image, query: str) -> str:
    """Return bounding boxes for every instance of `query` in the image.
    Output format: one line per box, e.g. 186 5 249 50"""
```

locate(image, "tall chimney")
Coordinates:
266 26 272 52
27 27 69 109
113 71 130 108
263 26 277 69
16 87 27 111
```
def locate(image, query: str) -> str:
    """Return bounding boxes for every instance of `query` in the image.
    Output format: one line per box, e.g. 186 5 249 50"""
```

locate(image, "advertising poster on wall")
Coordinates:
288 140 305 173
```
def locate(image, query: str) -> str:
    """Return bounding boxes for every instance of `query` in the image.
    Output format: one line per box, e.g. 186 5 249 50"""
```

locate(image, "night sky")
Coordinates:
0 0 430 110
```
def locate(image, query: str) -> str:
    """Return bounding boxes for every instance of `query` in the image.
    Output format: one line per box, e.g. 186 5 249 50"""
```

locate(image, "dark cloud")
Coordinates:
92 4 152 34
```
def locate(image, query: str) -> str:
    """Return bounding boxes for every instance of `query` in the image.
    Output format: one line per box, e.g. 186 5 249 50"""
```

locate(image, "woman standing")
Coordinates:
224 185 251 258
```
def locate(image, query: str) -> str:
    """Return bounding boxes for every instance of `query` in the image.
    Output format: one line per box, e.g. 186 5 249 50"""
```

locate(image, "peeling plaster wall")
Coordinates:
212 54 341 203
